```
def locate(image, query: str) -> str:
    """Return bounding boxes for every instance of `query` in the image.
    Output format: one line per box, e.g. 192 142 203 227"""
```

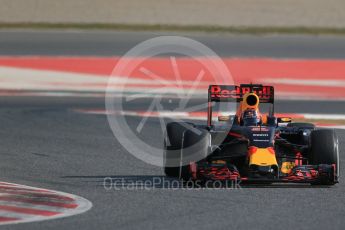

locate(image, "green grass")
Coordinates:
1 23 345 35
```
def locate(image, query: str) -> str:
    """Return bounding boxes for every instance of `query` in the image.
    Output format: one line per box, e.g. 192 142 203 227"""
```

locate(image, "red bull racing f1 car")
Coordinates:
164 84 339 185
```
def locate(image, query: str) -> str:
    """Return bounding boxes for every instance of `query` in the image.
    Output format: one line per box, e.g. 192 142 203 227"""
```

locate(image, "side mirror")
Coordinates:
277 117 292 123
218 116 230 122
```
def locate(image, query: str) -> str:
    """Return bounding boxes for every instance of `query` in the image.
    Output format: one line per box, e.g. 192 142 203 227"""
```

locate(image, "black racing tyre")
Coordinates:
287 122 315 129
164 122 194 177
309 129 339 185
179 128 210 180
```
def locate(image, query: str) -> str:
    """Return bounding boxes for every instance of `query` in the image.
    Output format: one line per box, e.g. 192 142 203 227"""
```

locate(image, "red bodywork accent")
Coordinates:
295 152 303 166
267 147 275 155
190 162 198 179
284 167 319 181
198 165 240 181
196 163 334 183
248 146 258 157
332 164 337 181
228 132 243 138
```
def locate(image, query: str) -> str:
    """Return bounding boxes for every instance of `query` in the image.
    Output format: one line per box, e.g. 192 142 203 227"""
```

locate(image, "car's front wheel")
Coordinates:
164 122 193 177
179 128 210 180
309 129 339 185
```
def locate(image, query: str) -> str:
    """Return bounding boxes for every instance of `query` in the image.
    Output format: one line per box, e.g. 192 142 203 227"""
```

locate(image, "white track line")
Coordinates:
264 78 345 87
1 67 345 100
78 109 345 120
302 114 345 120
76 109 345 129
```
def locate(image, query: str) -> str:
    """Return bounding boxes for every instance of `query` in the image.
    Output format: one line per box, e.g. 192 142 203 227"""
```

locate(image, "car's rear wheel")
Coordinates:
309 129 339 185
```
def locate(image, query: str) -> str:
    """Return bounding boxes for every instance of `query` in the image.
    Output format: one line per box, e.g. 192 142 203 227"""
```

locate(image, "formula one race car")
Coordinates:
163 84 339 185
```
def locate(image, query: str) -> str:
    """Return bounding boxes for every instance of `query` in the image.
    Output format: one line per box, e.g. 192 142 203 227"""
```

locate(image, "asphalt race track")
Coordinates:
0 31 345 230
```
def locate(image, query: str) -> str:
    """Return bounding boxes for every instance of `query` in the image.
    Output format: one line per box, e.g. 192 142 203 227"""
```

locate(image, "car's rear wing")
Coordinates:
208 84 274 103
207 84 275 126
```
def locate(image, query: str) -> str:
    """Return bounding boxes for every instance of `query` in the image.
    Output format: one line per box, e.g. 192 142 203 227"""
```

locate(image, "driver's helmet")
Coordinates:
242 109 261 126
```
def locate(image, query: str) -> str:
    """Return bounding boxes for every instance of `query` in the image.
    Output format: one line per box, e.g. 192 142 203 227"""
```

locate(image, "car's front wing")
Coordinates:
194 162 338 185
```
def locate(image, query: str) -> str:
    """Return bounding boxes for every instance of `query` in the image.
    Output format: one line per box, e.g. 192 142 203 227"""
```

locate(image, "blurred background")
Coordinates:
1 0 345 29
1 0 344 122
